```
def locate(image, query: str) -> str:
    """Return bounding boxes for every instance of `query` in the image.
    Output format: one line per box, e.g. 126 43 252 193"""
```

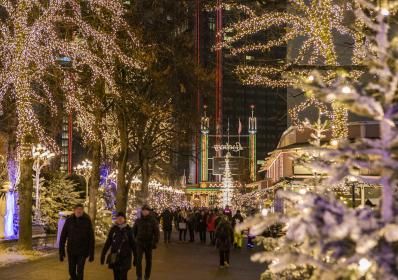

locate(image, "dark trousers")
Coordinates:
179 229 187 241
199 230 206 243
209 231 215 245
68 254 86 280
188 228 195 242
164 229 171 243
113 269 128 280
219 250 230 266
136 245 153 279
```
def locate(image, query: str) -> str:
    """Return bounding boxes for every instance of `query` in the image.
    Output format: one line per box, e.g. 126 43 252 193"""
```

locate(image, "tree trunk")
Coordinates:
88 140 101 226
115 110 129 213
139 156 150 205
17 154 33 250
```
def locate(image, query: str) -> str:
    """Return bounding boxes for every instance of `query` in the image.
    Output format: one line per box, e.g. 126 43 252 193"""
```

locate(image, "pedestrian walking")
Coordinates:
207 211 216 245
215 215 234 268
198 211 207 244
161 208 173 243
187 210 196 242
232 210 244 249
178 209 188 242
101 212 135 280
59 204 95 280
133 205 160 280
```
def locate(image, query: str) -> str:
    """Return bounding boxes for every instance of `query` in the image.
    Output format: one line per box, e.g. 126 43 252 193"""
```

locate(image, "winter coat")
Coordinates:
59 213 95 258
207 215 216 232
187 213 196 231
198 214 207 231
215 220 234 251
161 210 173 231
133 215 160 247
101 224 135 270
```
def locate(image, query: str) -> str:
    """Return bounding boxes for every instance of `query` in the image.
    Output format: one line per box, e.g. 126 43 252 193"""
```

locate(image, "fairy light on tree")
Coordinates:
217 0 365 140
239 2 398 278
0 0 142 249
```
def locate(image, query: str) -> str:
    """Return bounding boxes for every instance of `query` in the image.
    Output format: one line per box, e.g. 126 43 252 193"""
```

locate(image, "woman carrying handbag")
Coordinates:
101 212 135 280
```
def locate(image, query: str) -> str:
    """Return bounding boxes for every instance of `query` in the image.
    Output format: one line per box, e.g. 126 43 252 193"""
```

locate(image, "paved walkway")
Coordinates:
0 237 264 280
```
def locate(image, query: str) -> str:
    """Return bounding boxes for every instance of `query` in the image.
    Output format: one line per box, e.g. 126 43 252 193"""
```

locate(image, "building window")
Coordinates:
209 17 215 31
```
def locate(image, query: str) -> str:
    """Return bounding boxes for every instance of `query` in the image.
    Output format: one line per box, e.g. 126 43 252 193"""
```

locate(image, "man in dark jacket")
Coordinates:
59 204 95 280
133 205 160 280
161 208 173 243
215 215 234 268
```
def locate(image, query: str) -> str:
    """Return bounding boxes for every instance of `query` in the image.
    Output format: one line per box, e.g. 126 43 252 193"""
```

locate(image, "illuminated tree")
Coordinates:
242 2 398 279
0 0 141 249
219 0 364 140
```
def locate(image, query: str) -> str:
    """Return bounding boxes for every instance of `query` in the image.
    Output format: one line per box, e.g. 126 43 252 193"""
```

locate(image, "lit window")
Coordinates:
209 17 215 31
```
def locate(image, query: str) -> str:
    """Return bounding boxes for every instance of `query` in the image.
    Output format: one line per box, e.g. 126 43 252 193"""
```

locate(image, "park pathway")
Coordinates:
0 237 264 280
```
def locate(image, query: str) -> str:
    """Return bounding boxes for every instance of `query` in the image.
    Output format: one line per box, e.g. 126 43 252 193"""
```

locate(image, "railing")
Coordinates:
0 234 58 250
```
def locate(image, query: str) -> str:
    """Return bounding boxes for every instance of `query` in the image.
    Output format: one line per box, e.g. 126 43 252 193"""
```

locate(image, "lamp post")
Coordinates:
32 144 55 224
76 159 93 201
347 176 358 208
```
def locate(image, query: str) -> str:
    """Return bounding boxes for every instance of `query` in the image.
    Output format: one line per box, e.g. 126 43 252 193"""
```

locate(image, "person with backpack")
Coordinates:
215 215 234 268
100 212 135 280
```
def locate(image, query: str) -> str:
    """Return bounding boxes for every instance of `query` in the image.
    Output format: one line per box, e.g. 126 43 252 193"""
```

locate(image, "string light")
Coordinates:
217 1 362 88
0 0 142 155
289 98 331 130
217 1 361 140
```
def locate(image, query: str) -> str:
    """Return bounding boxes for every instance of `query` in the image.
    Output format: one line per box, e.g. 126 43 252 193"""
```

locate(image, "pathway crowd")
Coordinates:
59 204 251 280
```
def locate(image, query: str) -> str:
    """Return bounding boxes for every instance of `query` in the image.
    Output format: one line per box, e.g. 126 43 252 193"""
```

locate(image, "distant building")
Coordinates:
188 0 287 185
261 122 382 207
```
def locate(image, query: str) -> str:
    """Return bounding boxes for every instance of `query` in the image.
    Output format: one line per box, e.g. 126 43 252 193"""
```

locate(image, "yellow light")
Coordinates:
330 139 339 146
381 8 390 16
342 86 352 94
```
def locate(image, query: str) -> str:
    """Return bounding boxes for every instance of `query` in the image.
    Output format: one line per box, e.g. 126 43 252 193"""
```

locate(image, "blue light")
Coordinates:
5 159 18 238
5 191 15 238
57 56 72 62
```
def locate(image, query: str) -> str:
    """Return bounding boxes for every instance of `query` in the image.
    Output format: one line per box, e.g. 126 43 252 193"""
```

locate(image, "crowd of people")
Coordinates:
158 206 248 268
59 204 250 280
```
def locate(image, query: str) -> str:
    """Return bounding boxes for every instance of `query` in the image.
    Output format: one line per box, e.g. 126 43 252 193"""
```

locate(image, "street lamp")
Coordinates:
32 144 55 224
347 176 358 208
76 159 93 201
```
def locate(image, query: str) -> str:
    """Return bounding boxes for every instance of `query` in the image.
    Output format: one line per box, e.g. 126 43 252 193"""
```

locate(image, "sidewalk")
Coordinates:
0 237 264 280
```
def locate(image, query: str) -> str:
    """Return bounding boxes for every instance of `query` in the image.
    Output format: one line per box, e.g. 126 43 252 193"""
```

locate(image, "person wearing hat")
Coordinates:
101 212 135 280
59 203 95 280
133 204 160 280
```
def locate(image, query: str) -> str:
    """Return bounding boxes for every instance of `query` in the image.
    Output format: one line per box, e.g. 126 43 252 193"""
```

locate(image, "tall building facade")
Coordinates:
189 0 287 184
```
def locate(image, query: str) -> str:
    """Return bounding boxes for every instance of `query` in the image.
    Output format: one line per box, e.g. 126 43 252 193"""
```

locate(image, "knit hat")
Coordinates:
74 203 84 209
116 212 126 219
142 204 151 211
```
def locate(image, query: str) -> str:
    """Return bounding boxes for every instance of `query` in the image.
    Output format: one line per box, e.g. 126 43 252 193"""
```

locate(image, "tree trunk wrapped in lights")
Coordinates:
0 0 142 249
